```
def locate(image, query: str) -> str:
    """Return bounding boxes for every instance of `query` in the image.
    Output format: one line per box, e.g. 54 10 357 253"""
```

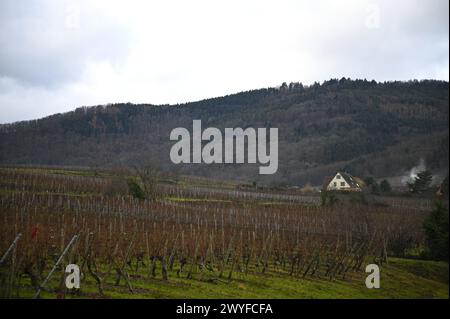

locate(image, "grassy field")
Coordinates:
13 258 448 299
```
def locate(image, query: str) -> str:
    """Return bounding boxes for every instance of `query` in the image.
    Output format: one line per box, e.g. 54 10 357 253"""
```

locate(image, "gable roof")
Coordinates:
336 171 360 188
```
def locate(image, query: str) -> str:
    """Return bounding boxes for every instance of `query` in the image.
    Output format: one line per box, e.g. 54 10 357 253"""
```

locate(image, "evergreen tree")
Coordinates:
423 201 449 260
371 182 381 195
380 179 392 193
440 175 449 198
364 176 375 186
408 170 433 193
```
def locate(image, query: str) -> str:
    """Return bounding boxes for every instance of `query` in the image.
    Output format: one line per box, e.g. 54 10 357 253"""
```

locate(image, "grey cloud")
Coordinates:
0 0 448 124
297 0 449 82
0 0 130 87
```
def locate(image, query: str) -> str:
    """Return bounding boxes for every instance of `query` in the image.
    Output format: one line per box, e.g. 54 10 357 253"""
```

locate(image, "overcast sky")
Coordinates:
0 0 448 123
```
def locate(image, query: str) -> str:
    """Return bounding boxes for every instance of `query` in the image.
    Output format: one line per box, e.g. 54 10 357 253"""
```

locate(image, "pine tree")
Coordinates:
423 201 449 260
407 170 433 193
380 179 392 193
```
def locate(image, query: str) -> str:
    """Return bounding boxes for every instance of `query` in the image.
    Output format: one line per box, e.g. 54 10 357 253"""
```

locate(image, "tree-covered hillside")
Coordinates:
0 79 448 185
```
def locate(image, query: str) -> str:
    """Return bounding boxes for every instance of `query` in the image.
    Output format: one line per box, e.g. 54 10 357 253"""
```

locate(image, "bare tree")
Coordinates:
131 163 160 200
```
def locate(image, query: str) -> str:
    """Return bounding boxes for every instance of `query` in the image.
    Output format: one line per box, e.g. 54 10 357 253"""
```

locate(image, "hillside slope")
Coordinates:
0 79 448 185
18 257 450 299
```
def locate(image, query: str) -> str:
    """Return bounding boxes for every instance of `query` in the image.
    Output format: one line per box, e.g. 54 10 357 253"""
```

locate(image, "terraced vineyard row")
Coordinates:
0 168 428 298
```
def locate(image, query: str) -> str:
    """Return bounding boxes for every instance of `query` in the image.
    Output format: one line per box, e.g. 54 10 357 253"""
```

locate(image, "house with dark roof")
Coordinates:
325 171 362 192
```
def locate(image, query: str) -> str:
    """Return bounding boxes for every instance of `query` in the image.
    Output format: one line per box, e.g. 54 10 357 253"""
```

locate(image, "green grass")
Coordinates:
165 196 232 203
10 257 448 299
0 187 97 197
0 166 113 178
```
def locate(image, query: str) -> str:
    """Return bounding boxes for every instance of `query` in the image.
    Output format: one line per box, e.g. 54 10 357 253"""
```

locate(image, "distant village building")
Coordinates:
326 171 362 192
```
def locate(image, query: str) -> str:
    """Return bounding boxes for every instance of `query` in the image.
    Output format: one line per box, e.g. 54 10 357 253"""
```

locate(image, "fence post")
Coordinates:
33 234 79 299
0 233 22 266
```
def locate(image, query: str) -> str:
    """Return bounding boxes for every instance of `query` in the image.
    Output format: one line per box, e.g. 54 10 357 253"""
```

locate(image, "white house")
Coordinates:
326 171 362 192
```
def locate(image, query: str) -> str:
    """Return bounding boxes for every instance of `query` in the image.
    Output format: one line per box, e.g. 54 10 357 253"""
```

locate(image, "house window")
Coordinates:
333 182 337 187
341 182 345 186
336 175 341 179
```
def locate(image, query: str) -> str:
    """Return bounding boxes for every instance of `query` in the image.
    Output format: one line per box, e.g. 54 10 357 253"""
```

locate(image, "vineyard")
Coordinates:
0 167 446 299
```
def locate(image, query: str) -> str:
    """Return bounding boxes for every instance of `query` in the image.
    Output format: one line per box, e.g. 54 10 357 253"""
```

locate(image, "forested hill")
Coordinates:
0 79 448 186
